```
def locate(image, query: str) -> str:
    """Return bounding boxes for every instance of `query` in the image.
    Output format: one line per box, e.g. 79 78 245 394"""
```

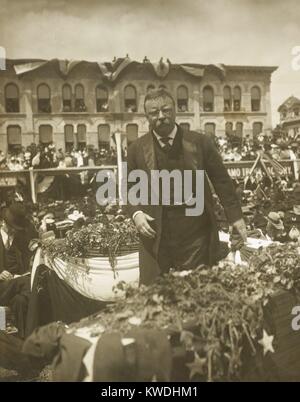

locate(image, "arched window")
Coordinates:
77 124 86 148
64 125 74 152
124 85 137 112
37 84 51 113
233 86 241 111
98 124 110 150
204 122 216 136
236 122 243 137
253 122 263 138
294 108 299 117
96 86 109 112
177 85 188 112
5 84 19 113
179 123 190 133
75 84 86 112
251 86 261 111
62 84 72 112
147 84 155 93
223 86 232 111
7 125 21 152
203 86 214 112
39 125 53 144
225 122 233 135
281 108 287 119
126 124 138 146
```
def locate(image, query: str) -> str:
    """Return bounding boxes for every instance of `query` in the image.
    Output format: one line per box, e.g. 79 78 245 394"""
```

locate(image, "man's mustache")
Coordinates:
156 119 170 126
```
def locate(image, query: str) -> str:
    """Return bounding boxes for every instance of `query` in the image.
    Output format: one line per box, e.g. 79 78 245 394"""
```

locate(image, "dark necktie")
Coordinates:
160 136 172 152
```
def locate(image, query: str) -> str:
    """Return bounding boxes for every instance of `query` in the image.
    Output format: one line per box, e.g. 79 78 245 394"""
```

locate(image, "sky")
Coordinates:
1 0 300 124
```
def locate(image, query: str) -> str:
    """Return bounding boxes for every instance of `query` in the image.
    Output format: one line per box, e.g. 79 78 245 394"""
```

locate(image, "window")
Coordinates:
294 108 299 117
225 122 233 135
233 86 241 111
177 85 188 112
281 109 287 119
253 122 263 138
236 122 243 137
5 84 19 113
62 84 72 112
37 84 51 113
98 124 110 150
64 125 74 152
75 84 86 112
77 124 86 147
124 85 137 112
39 125 53 144
251 86 261 112
7 125 21 152
223 86 232 111
203 86 214 112
147 84 155 93
96 86 109 112
126 124 138 146
204 123 216 136
179 123 190 132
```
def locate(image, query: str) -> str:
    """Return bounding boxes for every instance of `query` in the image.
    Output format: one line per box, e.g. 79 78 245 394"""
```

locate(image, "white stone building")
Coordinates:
0 58 277 153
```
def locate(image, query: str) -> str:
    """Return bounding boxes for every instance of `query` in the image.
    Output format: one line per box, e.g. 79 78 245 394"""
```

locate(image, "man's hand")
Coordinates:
133 212 156 239
231 218 247 243
0 270 14 281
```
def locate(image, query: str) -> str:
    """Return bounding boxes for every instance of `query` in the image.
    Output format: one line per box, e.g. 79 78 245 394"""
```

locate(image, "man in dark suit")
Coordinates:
124 88 247 285
0 203 37 337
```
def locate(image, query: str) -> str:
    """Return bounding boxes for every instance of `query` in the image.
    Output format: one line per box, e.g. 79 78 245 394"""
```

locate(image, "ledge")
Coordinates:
0 113 27 118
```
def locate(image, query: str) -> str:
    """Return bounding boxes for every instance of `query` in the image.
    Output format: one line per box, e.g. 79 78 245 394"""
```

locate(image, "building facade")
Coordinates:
0 58 277 153
277 95 300 137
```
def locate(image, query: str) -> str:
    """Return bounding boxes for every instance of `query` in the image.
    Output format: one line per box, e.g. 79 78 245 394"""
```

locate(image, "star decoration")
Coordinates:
186 352 207 379
258 329 275 356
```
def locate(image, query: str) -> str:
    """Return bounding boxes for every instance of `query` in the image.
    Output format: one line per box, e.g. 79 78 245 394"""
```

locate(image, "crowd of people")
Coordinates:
1 129 300 172
0 143 118 171
214 130 300 162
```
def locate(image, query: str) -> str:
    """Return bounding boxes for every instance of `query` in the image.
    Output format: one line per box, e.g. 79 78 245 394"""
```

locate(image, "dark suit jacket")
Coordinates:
124 126 243 285
0 225 37 275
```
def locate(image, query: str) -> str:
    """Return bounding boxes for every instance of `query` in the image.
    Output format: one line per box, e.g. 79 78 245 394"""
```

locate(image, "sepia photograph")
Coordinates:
1 0 300 385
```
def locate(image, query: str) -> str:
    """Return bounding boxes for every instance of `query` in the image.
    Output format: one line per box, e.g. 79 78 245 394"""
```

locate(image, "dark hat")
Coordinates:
2 203 28 231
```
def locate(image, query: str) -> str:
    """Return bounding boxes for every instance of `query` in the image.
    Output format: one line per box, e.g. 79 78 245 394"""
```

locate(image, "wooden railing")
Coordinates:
0 160 299 203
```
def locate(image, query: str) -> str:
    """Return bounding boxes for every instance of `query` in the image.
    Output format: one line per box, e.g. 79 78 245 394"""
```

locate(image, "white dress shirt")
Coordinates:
153 125 177 149
0 227 14 250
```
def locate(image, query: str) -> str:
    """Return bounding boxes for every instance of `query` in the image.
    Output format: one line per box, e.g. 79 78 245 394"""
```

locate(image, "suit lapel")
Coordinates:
182 130 198 170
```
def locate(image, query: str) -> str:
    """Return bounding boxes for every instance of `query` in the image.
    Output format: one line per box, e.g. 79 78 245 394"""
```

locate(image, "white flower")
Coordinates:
128 316 142 326
172 270 192 277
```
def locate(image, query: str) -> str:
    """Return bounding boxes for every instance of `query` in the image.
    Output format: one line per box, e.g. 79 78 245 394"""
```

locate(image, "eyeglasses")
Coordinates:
147 107 173 118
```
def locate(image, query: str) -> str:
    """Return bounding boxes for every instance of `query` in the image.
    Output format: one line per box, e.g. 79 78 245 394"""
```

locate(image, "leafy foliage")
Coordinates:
68 243 300 382
41 214 139 270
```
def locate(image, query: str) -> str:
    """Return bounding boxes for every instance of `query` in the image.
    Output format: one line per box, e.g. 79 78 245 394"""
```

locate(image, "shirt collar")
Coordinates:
153 125 177 145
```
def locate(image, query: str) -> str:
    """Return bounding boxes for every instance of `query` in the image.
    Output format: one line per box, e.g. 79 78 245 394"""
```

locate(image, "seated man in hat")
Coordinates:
0 203 37 338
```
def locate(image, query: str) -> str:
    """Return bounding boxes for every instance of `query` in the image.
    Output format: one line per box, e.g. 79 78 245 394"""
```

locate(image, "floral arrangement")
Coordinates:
41 213 139 270
69 242 300 382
